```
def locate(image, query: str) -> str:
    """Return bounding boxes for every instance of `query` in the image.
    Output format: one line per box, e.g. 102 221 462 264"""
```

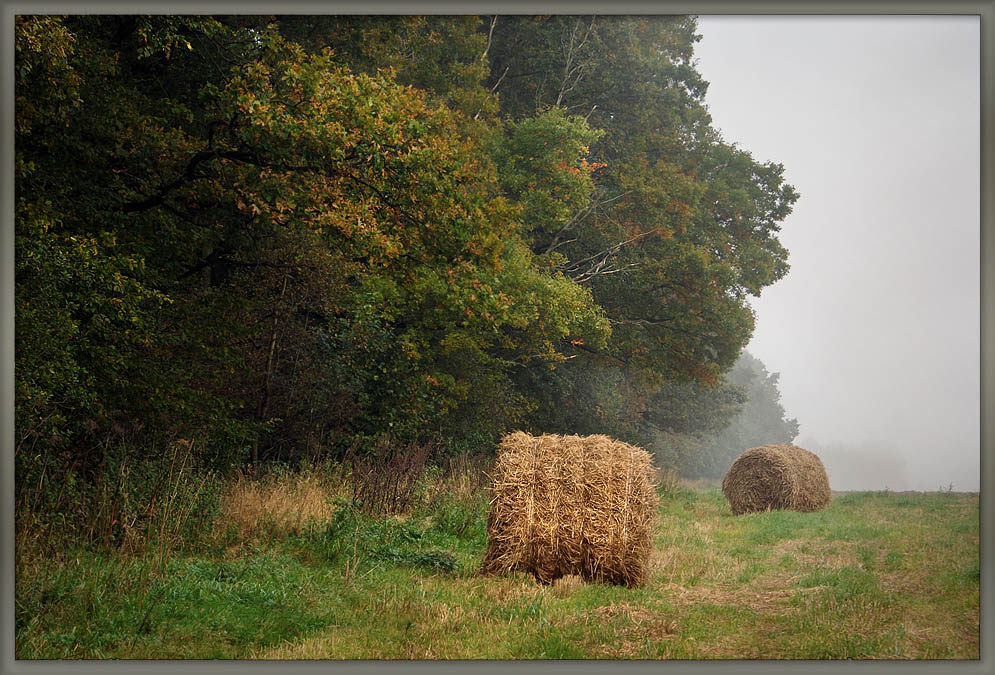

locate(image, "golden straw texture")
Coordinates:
721 444 831 515
481 431 658 587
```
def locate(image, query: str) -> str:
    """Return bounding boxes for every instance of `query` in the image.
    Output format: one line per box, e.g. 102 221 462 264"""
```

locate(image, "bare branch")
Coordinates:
555 16 597 107
544 237 577 254
474 65 509 120
121 150 218 213
584 104 598 123
557 227 658 283
542 189 633 255
481 15 498 61
608 317 675 327
489 66 509 95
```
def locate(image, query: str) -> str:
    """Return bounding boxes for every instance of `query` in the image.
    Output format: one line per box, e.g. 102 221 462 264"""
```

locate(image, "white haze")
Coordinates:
693 15 980 491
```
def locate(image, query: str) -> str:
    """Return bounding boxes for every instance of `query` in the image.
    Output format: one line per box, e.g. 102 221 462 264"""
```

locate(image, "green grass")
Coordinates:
16 481 980 660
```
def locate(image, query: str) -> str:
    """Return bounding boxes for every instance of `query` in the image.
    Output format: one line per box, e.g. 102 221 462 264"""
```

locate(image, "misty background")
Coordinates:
693 16 980 491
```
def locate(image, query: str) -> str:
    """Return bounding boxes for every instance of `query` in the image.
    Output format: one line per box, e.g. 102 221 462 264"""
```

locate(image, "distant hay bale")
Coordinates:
481 431 658 587
721 444 831 515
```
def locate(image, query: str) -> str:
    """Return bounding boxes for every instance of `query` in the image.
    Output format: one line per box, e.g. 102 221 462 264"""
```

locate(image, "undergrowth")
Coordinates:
15 457 979 660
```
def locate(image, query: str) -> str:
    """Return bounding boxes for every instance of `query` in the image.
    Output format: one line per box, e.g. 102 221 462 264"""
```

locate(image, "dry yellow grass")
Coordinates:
552 574 585 598
213 466 344 542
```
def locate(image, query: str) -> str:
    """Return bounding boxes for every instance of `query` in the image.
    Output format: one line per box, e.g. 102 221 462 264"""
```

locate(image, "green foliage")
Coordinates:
15 17 607 476
478 16 799 453
495 107 604 245
488 16 797 380
275 16 494 119
14 16 83 144
15 14 799 535
645 379 747 436
15 207 168 449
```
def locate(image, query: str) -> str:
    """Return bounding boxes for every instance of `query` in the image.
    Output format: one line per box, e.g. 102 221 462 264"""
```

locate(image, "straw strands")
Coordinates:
481 431 658 587
721 444 831 515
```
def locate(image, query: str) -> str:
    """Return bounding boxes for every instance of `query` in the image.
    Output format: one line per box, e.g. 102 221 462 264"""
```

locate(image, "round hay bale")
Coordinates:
481 431 658 587
721 444 831 515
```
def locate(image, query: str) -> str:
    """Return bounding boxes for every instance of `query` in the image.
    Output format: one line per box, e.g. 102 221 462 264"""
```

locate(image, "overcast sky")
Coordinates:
692 16 980 491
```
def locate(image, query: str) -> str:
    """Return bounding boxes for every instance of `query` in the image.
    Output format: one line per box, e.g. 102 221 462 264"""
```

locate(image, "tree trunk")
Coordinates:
253 273 289 464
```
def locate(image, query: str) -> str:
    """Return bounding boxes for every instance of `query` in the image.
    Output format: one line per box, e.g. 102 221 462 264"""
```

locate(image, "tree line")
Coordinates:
15 15 799 497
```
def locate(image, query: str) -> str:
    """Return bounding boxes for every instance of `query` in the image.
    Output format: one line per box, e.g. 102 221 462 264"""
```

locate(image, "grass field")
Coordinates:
15 469 980 660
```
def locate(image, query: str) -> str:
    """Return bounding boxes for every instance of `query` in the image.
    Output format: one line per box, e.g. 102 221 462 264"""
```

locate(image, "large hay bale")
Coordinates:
721 444 831 515
481 431 658 587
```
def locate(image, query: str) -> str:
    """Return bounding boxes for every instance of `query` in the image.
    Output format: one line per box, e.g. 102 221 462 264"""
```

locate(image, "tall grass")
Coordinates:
16 445 495 659
16 449 978 660
212 465 343 543
16 438 222 565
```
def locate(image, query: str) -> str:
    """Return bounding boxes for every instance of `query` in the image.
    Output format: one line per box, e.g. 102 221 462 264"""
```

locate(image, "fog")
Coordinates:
693 16 980 491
